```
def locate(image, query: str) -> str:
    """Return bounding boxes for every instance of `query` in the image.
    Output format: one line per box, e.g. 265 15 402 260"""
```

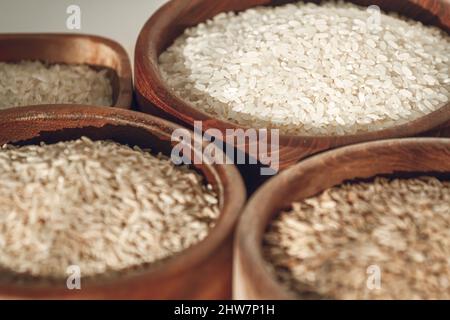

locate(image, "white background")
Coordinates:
0 0 168 65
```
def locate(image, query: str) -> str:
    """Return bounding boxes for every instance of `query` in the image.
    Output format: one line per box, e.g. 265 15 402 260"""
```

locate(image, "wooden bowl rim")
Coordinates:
0 104 246 297
0 33 133 109
235 137 450 299
135 0 450 144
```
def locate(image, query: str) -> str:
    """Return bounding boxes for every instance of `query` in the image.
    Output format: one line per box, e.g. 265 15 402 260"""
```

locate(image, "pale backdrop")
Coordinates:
0 0 168 65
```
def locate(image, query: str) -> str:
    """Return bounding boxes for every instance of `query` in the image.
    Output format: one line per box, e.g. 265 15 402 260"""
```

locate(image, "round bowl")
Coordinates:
234 137 450 299
0 105 246 299
0 33 133 108
135 0 450 170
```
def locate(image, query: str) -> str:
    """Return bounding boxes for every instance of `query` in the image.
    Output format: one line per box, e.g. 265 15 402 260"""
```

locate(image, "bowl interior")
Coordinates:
0 34 132 107
236 138 450 299
6 123 223 197
136 0 450 143
0 105 245 297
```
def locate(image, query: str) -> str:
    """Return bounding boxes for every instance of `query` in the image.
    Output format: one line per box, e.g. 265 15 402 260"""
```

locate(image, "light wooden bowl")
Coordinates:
234 137 450 299
0 33 133 108
135 0 450 170
0 105 246 299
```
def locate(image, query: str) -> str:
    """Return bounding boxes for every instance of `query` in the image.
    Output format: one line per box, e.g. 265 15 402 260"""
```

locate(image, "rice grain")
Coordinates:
159 1 450 135
264 176 450 299
0 138 219 279
0 61 113 109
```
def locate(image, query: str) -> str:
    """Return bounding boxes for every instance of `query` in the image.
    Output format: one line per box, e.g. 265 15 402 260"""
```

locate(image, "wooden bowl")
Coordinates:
234 137 450 299
0 105 246 299
425 120 450 137
0 33 133 108
135 0 450 170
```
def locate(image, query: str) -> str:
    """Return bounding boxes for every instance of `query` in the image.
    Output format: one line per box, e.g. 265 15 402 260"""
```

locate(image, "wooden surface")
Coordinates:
0 33 133 108
0 104 246 299
234 137 450 299
135 0 450 171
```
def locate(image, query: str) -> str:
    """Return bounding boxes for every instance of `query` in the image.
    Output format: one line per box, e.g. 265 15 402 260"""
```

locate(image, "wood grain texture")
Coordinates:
233 137 450 299
0 105 246 299
0 33 133 108
135 0 450 171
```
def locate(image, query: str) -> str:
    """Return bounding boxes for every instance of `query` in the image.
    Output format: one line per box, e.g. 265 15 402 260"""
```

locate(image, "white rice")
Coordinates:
0 138 219 279
0 61 113 109
159 1 450 135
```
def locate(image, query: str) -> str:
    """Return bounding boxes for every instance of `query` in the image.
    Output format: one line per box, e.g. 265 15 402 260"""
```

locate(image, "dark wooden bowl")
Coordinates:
425 120 450 137
234 137 450 299
0 105 246 299
0 34 133 108
135 0 450 170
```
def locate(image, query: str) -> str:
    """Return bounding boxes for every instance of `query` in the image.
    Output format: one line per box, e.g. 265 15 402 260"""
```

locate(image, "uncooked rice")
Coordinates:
0 61 113 109
159 1 450 135
0 137 219 279
264 177 450 299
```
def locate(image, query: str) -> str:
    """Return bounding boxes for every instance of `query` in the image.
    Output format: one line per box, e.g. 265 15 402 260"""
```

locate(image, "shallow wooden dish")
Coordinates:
0 105 246 299
135 0 450 170
234 137 450 299
0 34 133 108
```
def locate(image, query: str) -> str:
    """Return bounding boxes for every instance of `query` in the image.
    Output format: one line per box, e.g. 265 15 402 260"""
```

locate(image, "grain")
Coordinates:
0 137 219 279
264 177 450 299
0 61 113 109
159 1 450 135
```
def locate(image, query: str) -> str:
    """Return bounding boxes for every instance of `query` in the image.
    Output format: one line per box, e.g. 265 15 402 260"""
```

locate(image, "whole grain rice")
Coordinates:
264 176 450 299
0 61 113 109
0 137 219 279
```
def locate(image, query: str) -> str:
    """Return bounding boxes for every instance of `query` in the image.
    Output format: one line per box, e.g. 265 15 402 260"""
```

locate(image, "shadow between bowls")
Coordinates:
0 33 133 108
424 120 450 138
134 0 450 171
233 137 450 299
0 104 246 299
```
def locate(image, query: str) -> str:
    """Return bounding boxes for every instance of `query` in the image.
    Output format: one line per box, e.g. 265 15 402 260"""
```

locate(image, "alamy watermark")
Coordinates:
366 5 381 33
66 265 81 290
66 5 81 30
171 121 279 175
366 264 381 290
